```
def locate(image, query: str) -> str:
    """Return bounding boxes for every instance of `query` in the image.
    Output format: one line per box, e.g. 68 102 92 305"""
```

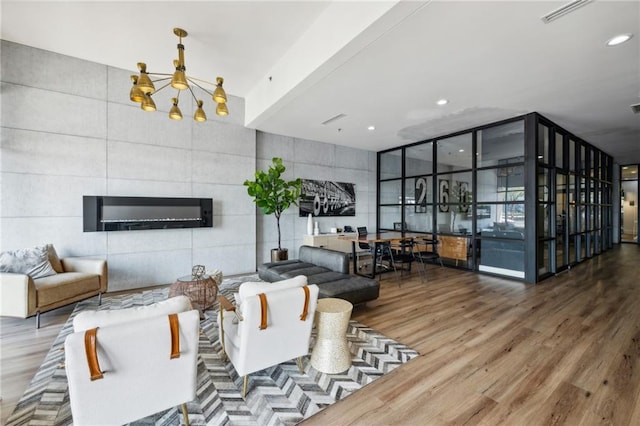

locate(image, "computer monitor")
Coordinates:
437 224 450 233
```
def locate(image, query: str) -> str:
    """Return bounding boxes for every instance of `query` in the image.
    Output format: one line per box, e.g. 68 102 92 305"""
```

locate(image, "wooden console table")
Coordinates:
303 232 357 253
437 235 469 264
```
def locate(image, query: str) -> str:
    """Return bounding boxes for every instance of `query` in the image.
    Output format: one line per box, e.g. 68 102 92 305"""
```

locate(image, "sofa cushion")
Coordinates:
45 244 64 273
259 261 317 282
315 277 380 305
0 245 57 279
298 246 349 274
265 262 317 275
35 272 100 307
257 259 300 274
279 266 331 279
305 271 351 284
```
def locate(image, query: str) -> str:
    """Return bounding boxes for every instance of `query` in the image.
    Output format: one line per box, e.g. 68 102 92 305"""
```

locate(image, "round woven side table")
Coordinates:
168 270 223 316
310 298 353 374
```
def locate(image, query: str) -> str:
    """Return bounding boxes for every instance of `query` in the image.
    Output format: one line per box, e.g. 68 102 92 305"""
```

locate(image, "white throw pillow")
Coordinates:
0 245 57 279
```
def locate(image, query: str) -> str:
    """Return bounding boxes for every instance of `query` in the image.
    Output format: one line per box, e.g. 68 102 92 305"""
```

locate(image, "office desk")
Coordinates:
340 232 421 279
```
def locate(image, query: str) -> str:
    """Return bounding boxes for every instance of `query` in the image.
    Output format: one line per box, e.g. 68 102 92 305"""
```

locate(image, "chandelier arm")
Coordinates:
186 84 200 103
150 77 172 84
147 72 173 77
187 78 214 97
186 76 218 87
151 81 172 95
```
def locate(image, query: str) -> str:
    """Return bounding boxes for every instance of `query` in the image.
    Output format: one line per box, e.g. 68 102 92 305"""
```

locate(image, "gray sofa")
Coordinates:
258 245 379 305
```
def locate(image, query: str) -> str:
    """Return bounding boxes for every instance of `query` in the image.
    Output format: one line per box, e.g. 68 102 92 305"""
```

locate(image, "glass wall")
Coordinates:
536 116 612 279
405 143 434 233
379 117 526 276
476 120 525 278
377 112 614 283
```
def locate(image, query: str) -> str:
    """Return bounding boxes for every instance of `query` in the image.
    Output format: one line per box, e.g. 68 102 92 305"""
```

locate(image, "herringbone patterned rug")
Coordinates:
6 276 419 425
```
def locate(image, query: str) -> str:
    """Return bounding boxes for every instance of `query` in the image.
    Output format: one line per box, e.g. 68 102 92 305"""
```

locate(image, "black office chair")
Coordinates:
390 238 414 283
356 227 374 271
356 227 396 277
413 237 443 282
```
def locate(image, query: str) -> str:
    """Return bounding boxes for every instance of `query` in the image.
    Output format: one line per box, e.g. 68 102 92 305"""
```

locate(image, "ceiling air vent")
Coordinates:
541 0 592 24
321 113 346 125
631 103 640 114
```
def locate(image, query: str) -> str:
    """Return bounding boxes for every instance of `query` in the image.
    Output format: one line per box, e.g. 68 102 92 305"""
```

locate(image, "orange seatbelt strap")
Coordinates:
169 313 180 359
300 286 310 321
84 327 104 381
258 293 268 330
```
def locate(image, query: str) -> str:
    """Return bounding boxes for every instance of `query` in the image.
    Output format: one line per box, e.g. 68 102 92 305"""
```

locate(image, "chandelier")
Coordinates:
129 27 228 121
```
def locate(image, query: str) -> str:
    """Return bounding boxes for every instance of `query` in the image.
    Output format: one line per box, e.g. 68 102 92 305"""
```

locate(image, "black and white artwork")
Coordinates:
299 179 356 217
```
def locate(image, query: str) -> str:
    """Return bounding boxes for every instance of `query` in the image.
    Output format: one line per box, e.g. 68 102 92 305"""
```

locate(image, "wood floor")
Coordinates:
2 244 639 425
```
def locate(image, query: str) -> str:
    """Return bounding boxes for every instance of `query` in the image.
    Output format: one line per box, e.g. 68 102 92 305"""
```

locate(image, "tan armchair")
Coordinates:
0 253 107 328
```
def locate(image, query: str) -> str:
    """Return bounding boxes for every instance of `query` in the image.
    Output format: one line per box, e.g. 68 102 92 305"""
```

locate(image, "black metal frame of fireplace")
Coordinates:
83 196 213 232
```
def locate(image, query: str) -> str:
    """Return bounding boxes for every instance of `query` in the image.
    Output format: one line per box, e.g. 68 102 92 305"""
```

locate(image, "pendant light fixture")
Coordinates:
129 28 229 121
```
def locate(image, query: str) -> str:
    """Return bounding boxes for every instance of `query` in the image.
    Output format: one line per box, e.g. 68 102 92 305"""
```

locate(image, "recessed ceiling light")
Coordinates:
367 126 375 131
538 155 544 159
623 166 629 169
458 149 464 152
436 99 448 106
606 34 633 46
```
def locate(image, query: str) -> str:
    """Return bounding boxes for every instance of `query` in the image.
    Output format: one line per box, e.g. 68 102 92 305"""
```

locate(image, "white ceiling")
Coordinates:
2 0 639 164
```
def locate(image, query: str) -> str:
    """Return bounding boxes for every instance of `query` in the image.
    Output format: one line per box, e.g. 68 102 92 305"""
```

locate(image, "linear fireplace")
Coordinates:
83 196 213 232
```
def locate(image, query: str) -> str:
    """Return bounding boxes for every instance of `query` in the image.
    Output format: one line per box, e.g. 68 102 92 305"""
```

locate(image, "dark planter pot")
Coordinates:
271 248 289 262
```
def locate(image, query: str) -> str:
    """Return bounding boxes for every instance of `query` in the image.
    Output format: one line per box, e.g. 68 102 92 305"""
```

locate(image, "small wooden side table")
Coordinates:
310 298 353 374
168 271 222 315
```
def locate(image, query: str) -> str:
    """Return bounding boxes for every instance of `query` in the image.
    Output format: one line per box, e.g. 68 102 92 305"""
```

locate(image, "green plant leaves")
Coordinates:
243 157 302 250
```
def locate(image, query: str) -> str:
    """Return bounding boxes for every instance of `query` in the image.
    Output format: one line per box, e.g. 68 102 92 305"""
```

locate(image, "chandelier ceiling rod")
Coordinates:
129 27 229 121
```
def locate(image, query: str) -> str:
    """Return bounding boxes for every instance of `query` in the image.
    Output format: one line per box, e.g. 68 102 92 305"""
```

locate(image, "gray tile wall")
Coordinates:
255 132 377 265
1 40 256 291
1 40 378 290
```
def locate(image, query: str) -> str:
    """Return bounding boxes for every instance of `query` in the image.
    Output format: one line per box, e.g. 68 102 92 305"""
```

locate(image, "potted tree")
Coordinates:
244 157 302 262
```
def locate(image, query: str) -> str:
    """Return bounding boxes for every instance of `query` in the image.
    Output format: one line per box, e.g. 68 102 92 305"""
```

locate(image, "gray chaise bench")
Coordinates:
258 245 379 305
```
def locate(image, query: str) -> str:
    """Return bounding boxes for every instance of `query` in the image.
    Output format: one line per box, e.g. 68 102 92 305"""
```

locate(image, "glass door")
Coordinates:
621 165 638 243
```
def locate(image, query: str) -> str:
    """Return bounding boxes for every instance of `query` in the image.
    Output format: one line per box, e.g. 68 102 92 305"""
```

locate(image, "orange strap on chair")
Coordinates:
300 286 310 321
258 293 268 330
84 327 104 381
169 313 180 359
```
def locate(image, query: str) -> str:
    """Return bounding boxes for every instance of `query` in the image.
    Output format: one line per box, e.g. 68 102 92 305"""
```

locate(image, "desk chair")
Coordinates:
356 226 374 270
413 238 444 282
356 227 396 277
391 238 414 282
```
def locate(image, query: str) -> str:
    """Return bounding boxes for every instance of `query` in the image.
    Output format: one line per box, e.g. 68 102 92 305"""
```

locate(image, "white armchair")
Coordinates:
64 296 199 425
218 275 319 397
